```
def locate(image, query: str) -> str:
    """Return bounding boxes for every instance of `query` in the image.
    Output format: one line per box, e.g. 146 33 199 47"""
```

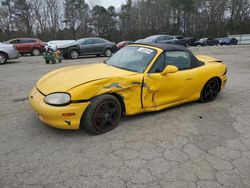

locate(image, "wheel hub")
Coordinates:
71 51 78 59
104 112 111 120
106 50 111 56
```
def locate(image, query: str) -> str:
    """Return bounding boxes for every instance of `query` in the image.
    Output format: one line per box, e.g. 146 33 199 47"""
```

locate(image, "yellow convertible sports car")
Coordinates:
30 43 227 134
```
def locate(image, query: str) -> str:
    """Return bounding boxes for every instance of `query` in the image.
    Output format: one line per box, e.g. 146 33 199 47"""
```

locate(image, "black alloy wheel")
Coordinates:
82 94 122 135
93 100 120 132
200 78 220 103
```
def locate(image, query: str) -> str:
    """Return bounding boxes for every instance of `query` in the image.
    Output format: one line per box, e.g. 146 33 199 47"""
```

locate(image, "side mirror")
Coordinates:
161 65 178 76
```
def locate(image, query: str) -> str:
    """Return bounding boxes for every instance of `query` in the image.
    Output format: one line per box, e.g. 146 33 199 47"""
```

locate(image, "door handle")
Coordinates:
185 77 193 80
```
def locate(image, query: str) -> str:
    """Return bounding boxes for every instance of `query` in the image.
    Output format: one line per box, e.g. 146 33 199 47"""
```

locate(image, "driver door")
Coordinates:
142 51 196 108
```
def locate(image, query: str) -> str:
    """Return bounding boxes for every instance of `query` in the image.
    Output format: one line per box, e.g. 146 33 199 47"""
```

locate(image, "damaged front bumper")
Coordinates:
29 87 90 129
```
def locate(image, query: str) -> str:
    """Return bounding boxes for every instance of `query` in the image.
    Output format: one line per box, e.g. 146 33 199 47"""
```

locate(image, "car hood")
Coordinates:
48 40 75 47
57 42 77 49
37 63 136 95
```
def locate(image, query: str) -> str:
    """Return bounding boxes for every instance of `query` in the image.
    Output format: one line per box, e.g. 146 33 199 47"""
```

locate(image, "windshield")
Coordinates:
106 46 157 73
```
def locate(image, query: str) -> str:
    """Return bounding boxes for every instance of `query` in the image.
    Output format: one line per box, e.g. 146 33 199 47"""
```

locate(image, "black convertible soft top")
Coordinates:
131 42 188 52
130 42 204 68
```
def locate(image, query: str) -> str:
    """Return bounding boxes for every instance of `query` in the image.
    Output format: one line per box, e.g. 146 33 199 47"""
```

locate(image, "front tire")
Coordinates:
200 78 220 103
104 48 112 57
70 50 79 59
81 94 122 135
0 53 7 64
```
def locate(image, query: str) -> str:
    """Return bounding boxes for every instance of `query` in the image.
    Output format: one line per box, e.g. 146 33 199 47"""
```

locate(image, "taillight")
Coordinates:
116 43 125 48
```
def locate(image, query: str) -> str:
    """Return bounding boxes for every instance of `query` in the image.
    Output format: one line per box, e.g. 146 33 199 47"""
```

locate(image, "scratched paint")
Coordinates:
104 83 123 89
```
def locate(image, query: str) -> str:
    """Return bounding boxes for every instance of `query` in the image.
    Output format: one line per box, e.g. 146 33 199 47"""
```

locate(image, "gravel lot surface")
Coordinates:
0 46 250 188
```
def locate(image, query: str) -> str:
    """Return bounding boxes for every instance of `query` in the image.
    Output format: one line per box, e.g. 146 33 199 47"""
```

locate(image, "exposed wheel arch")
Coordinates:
89 92 126 115
110 93 126 115
0 51 9 59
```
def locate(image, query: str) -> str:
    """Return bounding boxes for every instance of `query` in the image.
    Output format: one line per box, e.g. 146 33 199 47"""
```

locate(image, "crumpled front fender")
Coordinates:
68 74 144 115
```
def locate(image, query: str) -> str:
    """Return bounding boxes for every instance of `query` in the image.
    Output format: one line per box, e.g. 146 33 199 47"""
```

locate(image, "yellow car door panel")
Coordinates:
142 69 196 108
142 50 200 109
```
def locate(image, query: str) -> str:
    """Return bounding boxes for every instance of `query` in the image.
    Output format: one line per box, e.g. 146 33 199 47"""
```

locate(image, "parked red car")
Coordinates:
6 38 45 56
116 41 133 49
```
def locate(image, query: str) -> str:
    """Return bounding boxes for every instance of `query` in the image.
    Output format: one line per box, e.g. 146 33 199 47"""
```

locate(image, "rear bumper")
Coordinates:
29 87 90 130
220 75 227 90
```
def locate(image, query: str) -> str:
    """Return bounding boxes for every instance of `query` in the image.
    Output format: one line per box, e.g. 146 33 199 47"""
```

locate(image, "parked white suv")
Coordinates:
0 42 19 64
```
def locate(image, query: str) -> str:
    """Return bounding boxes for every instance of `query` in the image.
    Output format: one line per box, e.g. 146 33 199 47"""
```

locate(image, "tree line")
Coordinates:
0 0 250 42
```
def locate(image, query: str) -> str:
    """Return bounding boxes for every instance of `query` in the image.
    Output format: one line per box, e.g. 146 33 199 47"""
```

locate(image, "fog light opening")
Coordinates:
65 120 71 126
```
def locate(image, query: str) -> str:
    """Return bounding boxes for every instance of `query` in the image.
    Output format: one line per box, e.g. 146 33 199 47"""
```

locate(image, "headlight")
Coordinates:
44 93 71 106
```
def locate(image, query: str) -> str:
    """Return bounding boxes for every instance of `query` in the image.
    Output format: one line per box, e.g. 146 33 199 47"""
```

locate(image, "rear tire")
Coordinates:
81 94 122 135
0 53 7 64
200 78 220 103
104 48 112 57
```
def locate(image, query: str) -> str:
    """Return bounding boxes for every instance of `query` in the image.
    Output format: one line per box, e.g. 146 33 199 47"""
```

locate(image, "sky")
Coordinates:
87 0 127 8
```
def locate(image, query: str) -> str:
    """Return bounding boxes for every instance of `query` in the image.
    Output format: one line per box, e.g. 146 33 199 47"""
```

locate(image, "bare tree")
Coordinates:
1 0 250 42
30 0 48 37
